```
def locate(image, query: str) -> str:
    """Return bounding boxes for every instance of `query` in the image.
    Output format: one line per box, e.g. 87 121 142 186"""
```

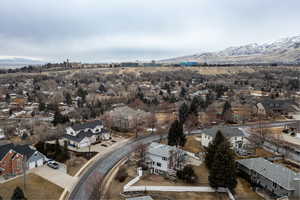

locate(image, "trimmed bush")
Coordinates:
115 167 128 183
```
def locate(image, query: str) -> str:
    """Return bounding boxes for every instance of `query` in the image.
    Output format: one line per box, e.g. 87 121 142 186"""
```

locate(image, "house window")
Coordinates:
152 161 155 165
272 182 277 188
162 157 167 161
157 162 161 167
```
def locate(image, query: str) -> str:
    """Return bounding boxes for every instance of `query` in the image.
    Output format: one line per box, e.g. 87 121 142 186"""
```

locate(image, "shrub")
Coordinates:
115 167 128 183
176 165 198 184
11 187 26 200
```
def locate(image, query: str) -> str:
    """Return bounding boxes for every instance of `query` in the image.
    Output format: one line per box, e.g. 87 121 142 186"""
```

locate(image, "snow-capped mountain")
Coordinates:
161 35 300 64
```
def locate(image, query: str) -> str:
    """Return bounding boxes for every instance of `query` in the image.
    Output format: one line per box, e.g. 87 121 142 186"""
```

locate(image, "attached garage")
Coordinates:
28 161 35 169
78 137 91 148
27 151 46 169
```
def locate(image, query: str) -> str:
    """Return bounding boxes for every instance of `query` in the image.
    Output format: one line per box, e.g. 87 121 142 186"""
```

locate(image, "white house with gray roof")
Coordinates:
200 127 247 150
145 142 186 175
237 157 300 198
64 120 110 148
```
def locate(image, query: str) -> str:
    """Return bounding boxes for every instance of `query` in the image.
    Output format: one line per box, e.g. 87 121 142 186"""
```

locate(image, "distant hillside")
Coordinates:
160 35 300 64
0 57 45 69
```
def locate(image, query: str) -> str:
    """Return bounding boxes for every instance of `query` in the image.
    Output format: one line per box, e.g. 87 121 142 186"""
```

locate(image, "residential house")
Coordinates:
108 106 151 131
0 128 5 140
257 99 299 116
237 158 300 198
283 122 300 135
145 142 187 176
200 127 247 150
0 143 46 176
63 120 110 148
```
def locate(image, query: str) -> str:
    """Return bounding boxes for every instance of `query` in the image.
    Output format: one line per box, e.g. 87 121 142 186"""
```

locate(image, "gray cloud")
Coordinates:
0 0 300 62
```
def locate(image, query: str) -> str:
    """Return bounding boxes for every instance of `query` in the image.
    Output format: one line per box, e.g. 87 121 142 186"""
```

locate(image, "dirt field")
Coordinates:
118 66 257 75
66 156 88 176
0 173 63 200
182 135 204 153
235 178 263 200
149 191 229 200
104 163 137 200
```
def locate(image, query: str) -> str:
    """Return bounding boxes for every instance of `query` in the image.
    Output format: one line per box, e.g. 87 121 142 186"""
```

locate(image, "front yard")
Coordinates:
0 173 63 200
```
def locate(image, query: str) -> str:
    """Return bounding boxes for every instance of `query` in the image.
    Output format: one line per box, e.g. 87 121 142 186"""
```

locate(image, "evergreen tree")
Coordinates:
39 102 46 111
52 110 69 126
65 92 72 105
176 165 198 184
168 120 186 147
222 101 233 123
11 187 26 200
5 94 10 104
222 101 232 116
180 87 187 97
77 87 88 102
208 141 237 192
189 96 200 115
178 102 189 123
205 130 226 169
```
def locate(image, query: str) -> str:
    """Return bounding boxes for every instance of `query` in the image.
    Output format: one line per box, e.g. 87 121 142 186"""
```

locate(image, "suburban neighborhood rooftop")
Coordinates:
237 157 300 191
201 127 244 138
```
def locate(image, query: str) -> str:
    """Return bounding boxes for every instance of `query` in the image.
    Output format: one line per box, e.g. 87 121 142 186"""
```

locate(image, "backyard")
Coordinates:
0 173 63 200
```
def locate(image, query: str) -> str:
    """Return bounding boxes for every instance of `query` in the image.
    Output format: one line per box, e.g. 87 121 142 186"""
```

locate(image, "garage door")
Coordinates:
80 141 90 147
36 159 43 167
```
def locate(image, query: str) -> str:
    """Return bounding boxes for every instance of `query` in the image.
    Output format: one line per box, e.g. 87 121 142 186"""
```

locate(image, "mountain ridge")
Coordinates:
160 35 300 64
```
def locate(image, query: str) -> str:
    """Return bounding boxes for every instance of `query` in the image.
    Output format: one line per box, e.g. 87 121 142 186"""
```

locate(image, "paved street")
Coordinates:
68 134 163 200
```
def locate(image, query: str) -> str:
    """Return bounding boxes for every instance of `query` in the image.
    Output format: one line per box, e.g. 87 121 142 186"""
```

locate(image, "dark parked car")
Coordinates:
47 161 59 169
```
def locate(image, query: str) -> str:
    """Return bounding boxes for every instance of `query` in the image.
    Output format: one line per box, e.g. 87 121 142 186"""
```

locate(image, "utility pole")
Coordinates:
22 155 27 192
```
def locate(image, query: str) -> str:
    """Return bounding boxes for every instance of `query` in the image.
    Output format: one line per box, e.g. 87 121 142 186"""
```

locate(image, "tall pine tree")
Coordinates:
178 102 189 123
205 130 226 169
208 140 237 192
168 120 186 147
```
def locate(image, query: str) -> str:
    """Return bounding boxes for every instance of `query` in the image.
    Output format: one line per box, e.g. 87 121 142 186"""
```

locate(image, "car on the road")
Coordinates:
47 160 59 169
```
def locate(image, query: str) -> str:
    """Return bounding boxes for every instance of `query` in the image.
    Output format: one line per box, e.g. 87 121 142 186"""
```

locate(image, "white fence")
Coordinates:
123 168 235 200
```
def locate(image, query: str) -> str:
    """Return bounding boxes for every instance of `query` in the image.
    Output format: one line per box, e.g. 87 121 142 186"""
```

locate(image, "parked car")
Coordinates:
47 161 59 169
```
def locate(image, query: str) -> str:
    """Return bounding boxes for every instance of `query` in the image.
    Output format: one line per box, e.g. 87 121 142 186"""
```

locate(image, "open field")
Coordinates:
0 173 63 200
4 66 300 79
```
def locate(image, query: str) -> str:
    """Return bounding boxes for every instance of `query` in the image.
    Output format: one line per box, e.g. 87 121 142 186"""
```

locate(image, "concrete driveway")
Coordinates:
31 165 78 191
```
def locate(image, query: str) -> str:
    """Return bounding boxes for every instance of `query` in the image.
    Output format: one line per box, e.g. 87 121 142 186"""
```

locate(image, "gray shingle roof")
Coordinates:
0 143 36 161
237 157 300 190
147 142 184 158
64 128 108 143
260 99 298 112
0 143 14 161
201 127 244 138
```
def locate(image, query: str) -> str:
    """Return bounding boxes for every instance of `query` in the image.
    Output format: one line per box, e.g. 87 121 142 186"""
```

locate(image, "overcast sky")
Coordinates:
1 0 300 62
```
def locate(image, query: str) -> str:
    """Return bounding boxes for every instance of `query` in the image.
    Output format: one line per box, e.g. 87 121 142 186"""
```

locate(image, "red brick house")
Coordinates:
0 143 45 176
0 144 24 176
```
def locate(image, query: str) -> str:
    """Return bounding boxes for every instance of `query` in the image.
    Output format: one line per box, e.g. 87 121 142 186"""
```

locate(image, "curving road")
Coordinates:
68 120 298 200
68 134 164 200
